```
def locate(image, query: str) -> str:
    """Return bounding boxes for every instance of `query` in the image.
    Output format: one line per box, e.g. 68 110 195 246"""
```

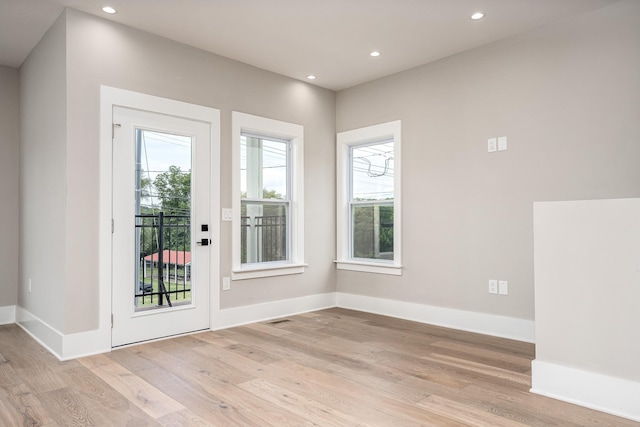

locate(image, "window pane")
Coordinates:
241 135 288 199
135 130 192 310
351 141 394 201
241 201 288 264
351 204 394 260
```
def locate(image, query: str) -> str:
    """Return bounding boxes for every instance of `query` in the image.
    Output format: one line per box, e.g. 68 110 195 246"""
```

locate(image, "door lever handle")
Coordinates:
197 238 211 246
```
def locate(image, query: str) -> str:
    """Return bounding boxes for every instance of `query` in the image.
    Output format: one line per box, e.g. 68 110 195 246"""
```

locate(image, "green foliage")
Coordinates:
140 177 152 200
353 205 393 259
153 166 191 215
153 166 191 251
263 189 283 199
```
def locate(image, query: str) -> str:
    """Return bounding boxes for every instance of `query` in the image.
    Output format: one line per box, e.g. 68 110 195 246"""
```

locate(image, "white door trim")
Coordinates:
100 86 221 350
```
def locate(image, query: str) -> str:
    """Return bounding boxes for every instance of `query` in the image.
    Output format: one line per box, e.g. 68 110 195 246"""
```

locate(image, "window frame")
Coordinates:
232 112 305 280
336 120 402 275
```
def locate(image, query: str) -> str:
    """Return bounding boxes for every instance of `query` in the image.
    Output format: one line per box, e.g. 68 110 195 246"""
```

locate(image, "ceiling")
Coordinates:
0 0 619 91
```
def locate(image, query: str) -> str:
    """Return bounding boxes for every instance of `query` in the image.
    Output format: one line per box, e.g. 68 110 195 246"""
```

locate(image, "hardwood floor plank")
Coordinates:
156 409 214 427
268 359 469 426
132 345 314 426
421 353 531 387
0 350 19 389
37 387 96 426
105 346 160 374
135 365 269 425
323 361 432 404
377 350 474 389
212 327 335 371
2 382 57 426
417 395 530 427
56 365 156 424
15 364 68 394
189 331 239 348
78 354 184 419
431 340 533 368
145 340 256 384
238 378 368 427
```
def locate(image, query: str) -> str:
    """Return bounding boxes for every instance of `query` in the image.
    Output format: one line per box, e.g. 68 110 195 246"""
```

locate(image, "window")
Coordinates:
241 134 289 264
337 121 402 275
232 112 305 280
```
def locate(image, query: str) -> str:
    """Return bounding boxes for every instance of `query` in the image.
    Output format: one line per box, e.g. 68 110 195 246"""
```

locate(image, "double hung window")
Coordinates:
350 139 395 260
232 112 305 280
240 133 290 264
337 121 402 275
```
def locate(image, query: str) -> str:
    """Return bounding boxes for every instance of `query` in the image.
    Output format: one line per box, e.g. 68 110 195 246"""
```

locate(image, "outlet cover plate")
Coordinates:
498 280 508 295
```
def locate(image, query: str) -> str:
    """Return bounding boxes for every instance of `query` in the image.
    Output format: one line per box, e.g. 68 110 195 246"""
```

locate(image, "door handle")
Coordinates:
197 238 211 246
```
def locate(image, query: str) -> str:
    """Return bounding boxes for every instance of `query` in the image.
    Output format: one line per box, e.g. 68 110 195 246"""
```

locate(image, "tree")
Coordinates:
153 166 191 251
153 165 191 215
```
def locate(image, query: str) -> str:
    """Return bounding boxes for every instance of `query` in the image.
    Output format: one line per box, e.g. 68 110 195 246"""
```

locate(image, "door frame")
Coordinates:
99 86 221 349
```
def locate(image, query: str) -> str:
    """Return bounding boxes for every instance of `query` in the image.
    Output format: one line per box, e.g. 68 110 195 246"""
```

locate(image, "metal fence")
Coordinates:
240 215 287 263
135 212 191 309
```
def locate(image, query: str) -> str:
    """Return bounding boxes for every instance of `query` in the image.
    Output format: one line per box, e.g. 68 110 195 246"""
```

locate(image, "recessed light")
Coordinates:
471 12 485 20
306 75 316 80
102 6 117 14
370 51 381 57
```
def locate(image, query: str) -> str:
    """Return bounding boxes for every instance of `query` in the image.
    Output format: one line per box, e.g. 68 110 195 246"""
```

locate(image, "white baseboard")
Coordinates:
14 292 534 361
531 360 640 422
212 292 337 330
16 306 64 358
336 292 535 343
0 305 16 325
15 306 110 361
61 328 111 361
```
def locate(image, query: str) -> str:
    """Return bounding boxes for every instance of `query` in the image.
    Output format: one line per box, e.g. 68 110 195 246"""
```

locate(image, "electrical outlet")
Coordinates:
498 280 508 295
28 279 32 294
488 279 498 294
222 277 231 291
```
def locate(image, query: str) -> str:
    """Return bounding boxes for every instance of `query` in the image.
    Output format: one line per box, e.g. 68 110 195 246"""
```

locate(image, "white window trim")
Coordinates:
336 120 402 275
231 112 305 280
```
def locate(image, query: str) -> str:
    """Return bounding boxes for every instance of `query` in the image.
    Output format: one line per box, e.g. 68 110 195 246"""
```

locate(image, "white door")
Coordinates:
112 106 211 347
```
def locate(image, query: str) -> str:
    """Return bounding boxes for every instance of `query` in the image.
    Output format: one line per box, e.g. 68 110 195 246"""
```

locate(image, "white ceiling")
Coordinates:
0 0 619 90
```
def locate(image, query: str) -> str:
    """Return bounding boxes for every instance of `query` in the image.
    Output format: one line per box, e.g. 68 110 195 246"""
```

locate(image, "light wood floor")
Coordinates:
1 308 638 426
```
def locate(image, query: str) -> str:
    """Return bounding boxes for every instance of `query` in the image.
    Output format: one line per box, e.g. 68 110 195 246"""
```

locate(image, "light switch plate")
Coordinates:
488 138 497 153
222 208 233 221
498 136 508 151
489 279 498 294
498 280 508 295
222 277 231 291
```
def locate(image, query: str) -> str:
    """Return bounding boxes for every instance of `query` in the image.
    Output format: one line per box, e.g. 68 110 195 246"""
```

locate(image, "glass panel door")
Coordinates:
112 106 211 347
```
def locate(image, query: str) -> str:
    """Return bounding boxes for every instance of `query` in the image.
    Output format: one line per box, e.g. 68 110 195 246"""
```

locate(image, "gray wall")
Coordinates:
335 0 640 320
19 14 68 331
22 10 335 333
534 198 640 382
0 65 19 309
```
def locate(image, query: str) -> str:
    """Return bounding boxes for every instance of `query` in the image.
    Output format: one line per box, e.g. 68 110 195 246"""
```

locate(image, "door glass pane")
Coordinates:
135 130 192 311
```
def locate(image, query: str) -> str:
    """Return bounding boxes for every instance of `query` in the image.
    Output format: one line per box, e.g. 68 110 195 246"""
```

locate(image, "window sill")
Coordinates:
334 260 403 276
231 263 307 281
